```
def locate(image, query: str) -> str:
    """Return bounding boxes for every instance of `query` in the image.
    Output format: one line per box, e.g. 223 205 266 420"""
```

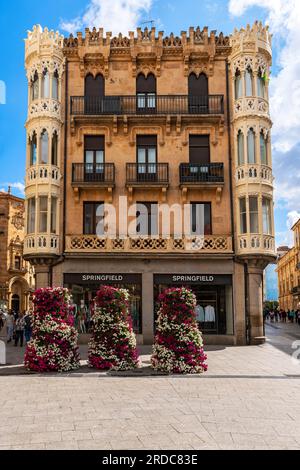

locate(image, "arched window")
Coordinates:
42 69 50 98
188 73 208 113
40 129 49 164
84 73 105 113
245 66 253 97
257 68 265 98
51 131 58 166
247 128 256 164
260 131 268 165
30 132 37 166
235 70 242 99
237 130 244 166
136 73 157 111
31 72 39 101
52 70 59 100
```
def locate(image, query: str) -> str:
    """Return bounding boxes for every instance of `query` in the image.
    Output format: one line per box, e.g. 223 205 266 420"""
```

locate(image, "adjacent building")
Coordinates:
276 221 300 311
23 22 276 345
0 189 34 312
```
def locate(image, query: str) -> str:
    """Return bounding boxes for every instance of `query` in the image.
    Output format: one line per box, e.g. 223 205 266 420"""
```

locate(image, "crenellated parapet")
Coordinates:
228 22 275 263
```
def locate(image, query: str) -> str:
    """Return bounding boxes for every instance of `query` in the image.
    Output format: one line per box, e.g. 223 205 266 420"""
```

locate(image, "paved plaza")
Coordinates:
1 322 300 450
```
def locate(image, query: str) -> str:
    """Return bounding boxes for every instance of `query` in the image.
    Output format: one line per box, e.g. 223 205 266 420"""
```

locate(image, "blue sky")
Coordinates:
0 0 299 250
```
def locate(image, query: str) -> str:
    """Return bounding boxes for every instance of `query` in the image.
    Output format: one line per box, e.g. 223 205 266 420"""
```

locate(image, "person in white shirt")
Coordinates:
6 311 15 343
205 305 216 323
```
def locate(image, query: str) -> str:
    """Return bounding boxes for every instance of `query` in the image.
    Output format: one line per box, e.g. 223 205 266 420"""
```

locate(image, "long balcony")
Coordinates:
70 95 224 116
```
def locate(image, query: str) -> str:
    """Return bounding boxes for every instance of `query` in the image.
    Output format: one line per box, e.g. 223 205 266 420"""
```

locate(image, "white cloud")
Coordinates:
60 0 153 35
0 182 25 195
228 0 300 153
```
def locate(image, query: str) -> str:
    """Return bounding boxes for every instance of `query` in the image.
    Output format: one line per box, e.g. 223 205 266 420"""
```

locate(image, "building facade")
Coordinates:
277 221 300 311
0 190 34 312
23 22 276 345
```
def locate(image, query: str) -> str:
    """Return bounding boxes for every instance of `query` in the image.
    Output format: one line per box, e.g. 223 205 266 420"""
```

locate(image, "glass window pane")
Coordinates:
39 196 48 233
52 73 59 100
249 196 258 233
43 71 50 98
147 93 156 108
138 148 146 163
235 74 242 99
260 133 267 165
51 133 58 166
263 198 272 234
148 148 157 164
27 198 36 234
247 130 256 164
95 151 104 164
51 197 57 234
85 151 94 164
32 77 39 101
84 204 94 235
30 134 37 165
245 68 253 96
239 198 247 234
137 94 146 108
95 203 105 235
40 131 49 164
238 132 244 165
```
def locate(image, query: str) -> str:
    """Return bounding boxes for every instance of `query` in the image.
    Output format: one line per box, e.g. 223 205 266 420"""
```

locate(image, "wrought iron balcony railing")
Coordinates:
179 163 224 184
72 163 115 185
70 95 224 116
126 163 169 185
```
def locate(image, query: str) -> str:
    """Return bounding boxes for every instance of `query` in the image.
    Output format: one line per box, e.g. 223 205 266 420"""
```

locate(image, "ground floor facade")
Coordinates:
31 255 266 346
0 275 32 313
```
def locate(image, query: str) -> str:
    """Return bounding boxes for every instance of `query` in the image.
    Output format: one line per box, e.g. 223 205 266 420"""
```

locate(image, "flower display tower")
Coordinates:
88 286 139 371
25 287 80 372
151 287 208 374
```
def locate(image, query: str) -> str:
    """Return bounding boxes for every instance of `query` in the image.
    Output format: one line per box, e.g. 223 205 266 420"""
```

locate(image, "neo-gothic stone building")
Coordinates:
24 23 276 345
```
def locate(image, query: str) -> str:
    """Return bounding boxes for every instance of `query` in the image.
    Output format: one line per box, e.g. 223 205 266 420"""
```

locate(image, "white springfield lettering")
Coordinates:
82 275 123 282
172 275 214 283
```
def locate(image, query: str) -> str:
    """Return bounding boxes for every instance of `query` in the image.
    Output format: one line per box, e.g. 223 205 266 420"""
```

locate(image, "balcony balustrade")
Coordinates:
126 163 169 186
180 163 224 185
72 163 115 186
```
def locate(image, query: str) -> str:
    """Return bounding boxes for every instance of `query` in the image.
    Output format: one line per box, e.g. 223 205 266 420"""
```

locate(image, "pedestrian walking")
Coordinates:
24 310 32 343
14 313 25 347
281 310 287 323
6 310 14 343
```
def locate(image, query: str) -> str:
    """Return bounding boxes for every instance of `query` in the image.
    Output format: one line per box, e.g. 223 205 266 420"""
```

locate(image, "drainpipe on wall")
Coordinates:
244 261 251 345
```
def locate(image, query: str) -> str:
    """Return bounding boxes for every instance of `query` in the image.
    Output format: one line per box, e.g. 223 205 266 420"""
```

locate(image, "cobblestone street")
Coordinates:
1 322 300 450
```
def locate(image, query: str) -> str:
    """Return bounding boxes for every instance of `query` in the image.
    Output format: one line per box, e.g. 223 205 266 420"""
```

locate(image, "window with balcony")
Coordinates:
83 202 105 235
51 131 58 166
40 130 49 164
257 68 265 98
137 135 157 181
42 69 50 98
188 73 208 113
29 132 37 166
260 131 268 165
249 196 259 233
136 73 156 112
247 128 256 164
14 256 21 271
235 70 242 100
84 136 105 182
31 71 39 101
27 198 36 234
245 66 253 97
190 203 212 236
51 197 57 234
84 73 105 114
239 197 247 234
262 197 272 235
52 70 59 100
136 202 158 237
237 130 244 166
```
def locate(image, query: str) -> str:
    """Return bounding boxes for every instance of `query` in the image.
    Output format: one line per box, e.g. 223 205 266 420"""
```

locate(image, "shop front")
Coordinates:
154 274 234 336
63 273 142 335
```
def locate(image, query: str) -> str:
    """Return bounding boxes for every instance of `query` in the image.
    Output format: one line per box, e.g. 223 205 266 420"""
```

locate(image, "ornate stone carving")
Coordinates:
28 99 61 120
111 34 130 48
163 33 182 48
11 213 25 230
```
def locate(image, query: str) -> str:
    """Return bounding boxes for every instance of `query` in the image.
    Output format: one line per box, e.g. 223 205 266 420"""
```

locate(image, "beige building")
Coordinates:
276 220 300 311
23 22 276 345
0 189 34 312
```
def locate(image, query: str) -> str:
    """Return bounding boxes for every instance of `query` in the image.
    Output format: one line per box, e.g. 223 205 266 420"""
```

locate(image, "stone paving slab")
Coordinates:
0 325 300 450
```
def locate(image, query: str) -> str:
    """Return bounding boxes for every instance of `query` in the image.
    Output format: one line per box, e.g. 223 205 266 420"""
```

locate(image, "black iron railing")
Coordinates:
179 163 224 184
70 95 224 116
126 163 169 185
72 163 115 184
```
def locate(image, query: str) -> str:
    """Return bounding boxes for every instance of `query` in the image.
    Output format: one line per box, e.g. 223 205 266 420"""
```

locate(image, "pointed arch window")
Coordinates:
52 70 59 100
235 70 243 99
245 66 253 97
51 131 58 166
257 68 265 98
136 73 157 112
42 69 50 98
237 130 244 166
30 132 37 166
247 128 256 164
40 130 49 164
84 73 105 114
31 72 39 101
260 131 268 165
188 72 209 113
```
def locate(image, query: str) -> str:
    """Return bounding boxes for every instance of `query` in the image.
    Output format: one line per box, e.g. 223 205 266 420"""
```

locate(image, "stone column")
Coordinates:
142 272 154 345
34 265 51 289
248 261 265 344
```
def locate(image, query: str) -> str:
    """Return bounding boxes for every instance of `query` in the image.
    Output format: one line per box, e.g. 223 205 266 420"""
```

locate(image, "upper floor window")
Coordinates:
31 72 39 101
51 131 58 166
260 131 268 165
137 135 157 181
42 69 50 98
51 196 57 234
84 136 105 182
235 70 242 100
247 128 256 164
136 73 156 111
262 197 272 235
30 132 37 166
237 130 244 166
190 202 212 236
40 130 49 164
257 68 265 98
39 196 48 233
239 197 247 234
245 66 253 97
249 196 259 233
14 256 21 271
83 202 105 235
188 73 208 113
52 70 59 100
27 198 36 234
84 74 105 114
136 202 158 237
